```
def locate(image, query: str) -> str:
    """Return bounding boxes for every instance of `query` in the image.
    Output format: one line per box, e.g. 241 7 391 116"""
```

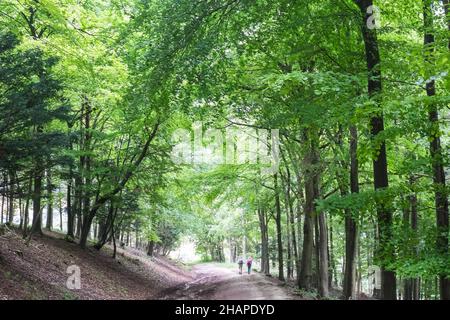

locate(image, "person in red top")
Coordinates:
246 256 253 274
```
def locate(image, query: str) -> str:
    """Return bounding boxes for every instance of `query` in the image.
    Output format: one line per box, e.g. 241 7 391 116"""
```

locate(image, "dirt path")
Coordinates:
158 263 297 300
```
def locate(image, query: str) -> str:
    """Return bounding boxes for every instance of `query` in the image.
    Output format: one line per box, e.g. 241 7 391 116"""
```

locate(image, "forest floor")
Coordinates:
156 263 305 300
0 226 192 300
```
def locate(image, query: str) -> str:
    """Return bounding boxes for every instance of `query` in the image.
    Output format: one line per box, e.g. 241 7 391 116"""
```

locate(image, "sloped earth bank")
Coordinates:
0 227 192 300
157 263 302 300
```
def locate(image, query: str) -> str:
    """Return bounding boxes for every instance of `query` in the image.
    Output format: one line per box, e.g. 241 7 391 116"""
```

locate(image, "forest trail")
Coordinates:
158 263 299 300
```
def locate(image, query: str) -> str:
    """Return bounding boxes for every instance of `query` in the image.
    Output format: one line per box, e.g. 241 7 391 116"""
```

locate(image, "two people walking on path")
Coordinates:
238 256 253 275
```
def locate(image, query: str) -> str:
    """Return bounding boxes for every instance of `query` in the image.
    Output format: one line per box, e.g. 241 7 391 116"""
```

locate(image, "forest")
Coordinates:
0 0 449 301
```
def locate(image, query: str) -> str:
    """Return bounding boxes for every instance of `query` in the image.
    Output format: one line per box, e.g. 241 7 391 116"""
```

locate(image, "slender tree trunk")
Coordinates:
4 174 8 224
314 214 320 289
285 166 299 280
329 214 336 288
74 175 82 238
81 97 92 246
289 197 299 280
422 0 450 300
66 128 75 238
1 186 4 224
296 194 303 260
67 177 74 237
258 207 270 275
59 194 63 231
403 193 412 300
410 182 420 300
76 207 82 237
1 191 4 224
22 177 32 238
343 125 360 299
318 210 329 297
274 174 285 281
19 196 23 230
8 188 13 224
32 167 43 235
46 169 53 230
93 222 98 239
298 189 314 290
7 171 14 225
355 0 396 299
112 223 117 259
286 212 292 279
282 175 293 279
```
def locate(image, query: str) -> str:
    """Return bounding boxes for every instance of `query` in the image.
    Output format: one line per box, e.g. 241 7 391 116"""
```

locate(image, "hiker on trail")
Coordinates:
246 257 253 274
238 257 244 274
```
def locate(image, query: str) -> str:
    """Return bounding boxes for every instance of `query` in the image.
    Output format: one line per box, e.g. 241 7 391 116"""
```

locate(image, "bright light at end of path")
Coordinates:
170 237 200 263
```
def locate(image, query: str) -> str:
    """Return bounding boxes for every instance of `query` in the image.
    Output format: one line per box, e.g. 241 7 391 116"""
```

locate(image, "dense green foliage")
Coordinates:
0 0 449 300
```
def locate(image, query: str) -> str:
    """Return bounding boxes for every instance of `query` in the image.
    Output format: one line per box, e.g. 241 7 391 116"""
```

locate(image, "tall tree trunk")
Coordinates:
328 214 337 288
80 97 92 246
7 172 14 225
18 195 23 230
289 197 299 280
93 222 98 239
66 177 74 237
274 174 285 281
355 0 396 300
403 172 421 300
66 127 75 238
318 210 329 297
1 185 4 224
343 125 360 299
403 194 412 300
45 169 53 230
75 175 82 238
298 184 314 290
286 210 292 279
282 173 293 279
22 177 32 238
258 207 270 275
281 149 300 280
422 0 450 300
285 166 299 280
299 133 317 290
112 223 117 259
32 166 43 235
296 188 303 261
410 180 420 300
59 193 63 231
